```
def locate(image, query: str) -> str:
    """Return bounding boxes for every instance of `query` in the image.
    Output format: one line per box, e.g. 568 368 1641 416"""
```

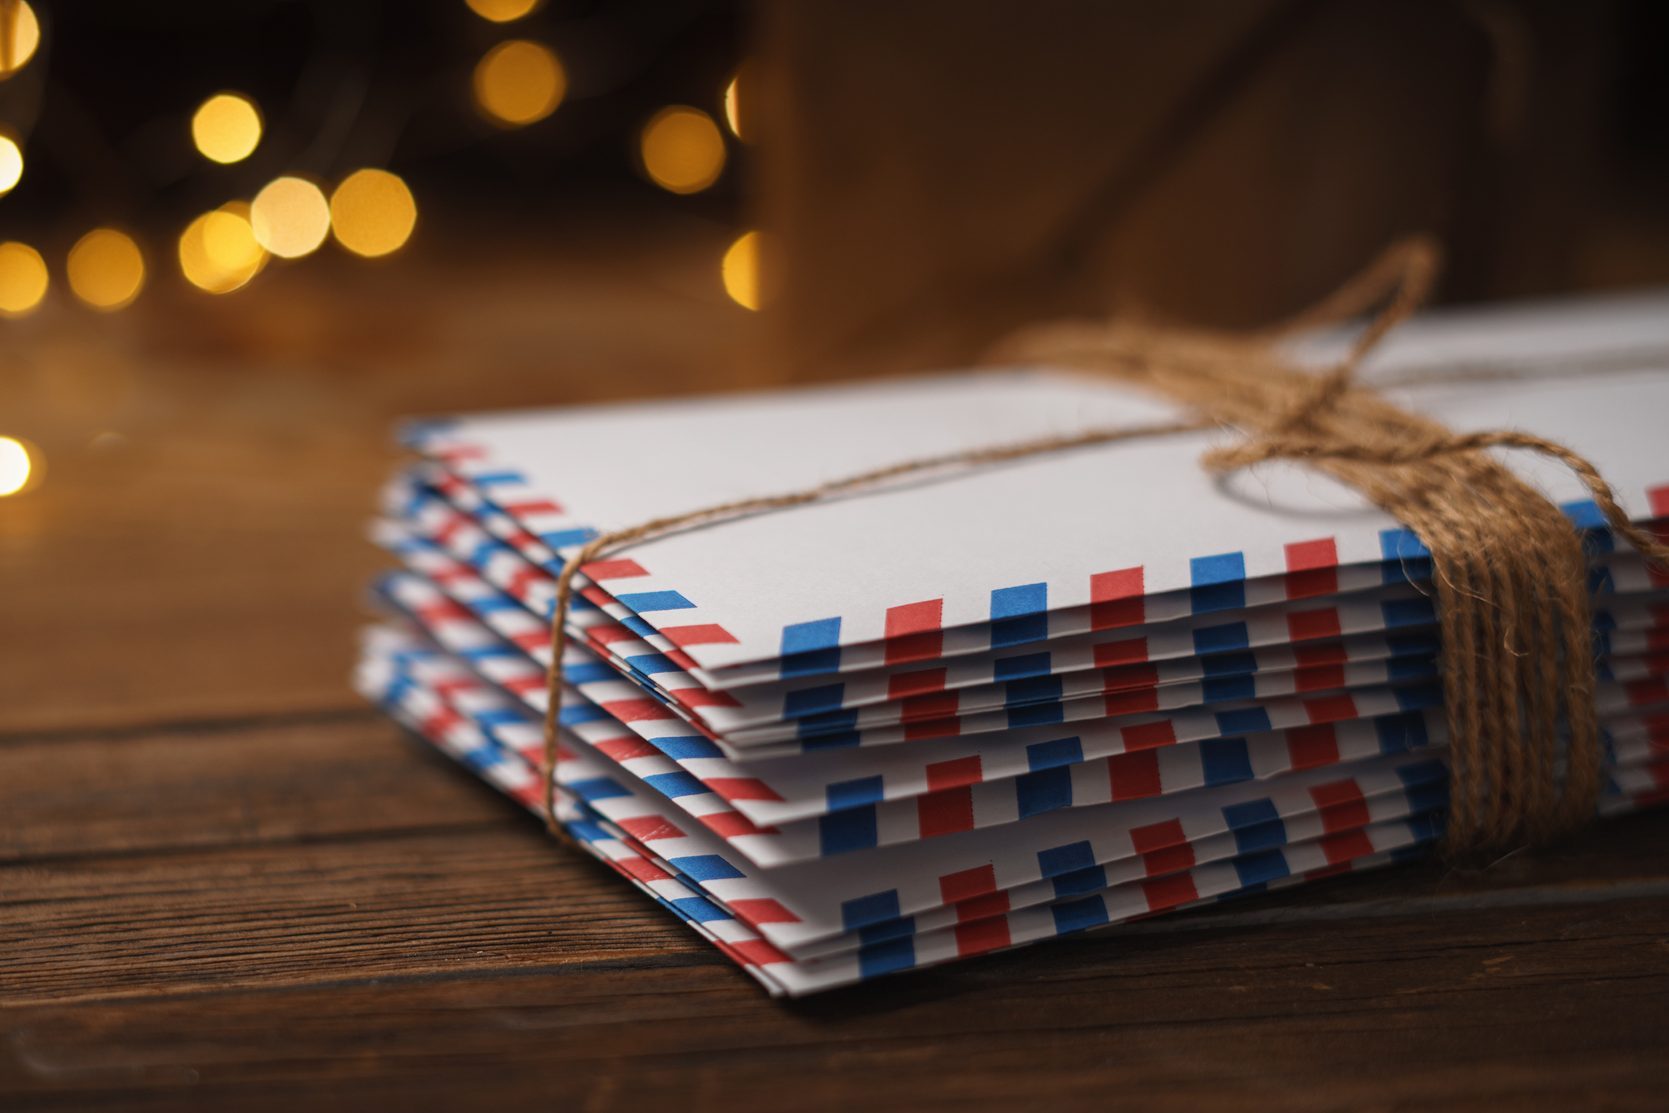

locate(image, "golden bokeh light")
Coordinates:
473 40 565 127
464 0 542 22
0 1 40 79
0 435 36 496
191 93 263 164
723 68 748 141
640 106 726 194
251 176 331 258
0 134 21 195
0 240 45 315
721 230 765 311
67 229 146 311
330 169 417 257
179 202 267 293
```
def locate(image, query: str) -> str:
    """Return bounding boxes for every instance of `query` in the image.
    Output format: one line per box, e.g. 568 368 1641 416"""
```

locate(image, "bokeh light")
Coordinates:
251 176 331 258
465 0 542 22
721 230 763 311
0 241 45 315
640 106 726 194
723 69 747 141
191 93 263 164
330 169 418 258
0 435 36 497
0 134 21 194
473 40 565 127
179 202 267 293
0 1 40 79
67 229 146 311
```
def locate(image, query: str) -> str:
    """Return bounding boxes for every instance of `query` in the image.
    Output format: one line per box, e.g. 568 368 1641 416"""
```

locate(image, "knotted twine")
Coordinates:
540 237 1669 858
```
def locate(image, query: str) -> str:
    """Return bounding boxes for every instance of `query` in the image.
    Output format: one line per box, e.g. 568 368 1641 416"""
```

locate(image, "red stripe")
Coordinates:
1129 818 1186 854
1288 607 1343 642
1286 724 1340 770
1091 566 1146 630
885 599 944 665
939 864 999 904
1108 749 1163 800
728 898 799 924
917 786 975 838
888 667 946 700
1284 537 1339 599
1304 694 1358 724
1121 720 1177 751
1320 828 1376 864
582 558 648 580
658 623 739 647
615 814 684 842
1309 780 1370 832
1142 872 1199 912
704 777 785 802
954 916 1012 957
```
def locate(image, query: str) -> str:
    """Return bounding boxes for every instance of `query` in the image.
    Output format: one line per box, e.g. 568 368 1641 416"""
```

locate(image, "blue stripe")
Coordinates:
1008 701 1065 728
1200 736 1253 785
624 653 680 675
994 651 1053 681
469 470 524 487
1214 707 1272 734
858 936 916 979
671 895 728 922
1005 674 1062 708
859 916 916 945
668 853 746 882
1382 597 1436 628
567 776 631 802
820 806 879 854
842 889 902 930
1051 895 1110 935
1037 839 1096 878
795 708 859 737
647 735 723 760
827 775 885 810
561 662 618 685
1016 767 1073 818
780 617 842 678
1379 527 1430 561
642 771 706 798
1050 863 1108 899
1373 712 1429 754
539 527 601 550
1200 650 1257 678
1193 622 1250 655
784 682 846 718
1190 552 1247 614
614 590 696 613
1026 735 1084 770
990 583 1048 647
1202 673 1256 703
1233 848 1291 887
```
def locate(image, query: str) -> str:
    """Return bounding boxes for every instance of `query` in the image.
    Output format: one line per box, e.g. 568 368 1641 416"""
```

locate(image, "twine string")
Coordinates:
539 237 1669 856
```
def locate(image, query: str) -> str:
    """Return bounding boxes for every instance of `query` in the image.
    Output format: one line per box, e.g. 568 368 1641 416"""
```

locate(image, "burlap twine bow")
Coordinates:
540 237 1669 858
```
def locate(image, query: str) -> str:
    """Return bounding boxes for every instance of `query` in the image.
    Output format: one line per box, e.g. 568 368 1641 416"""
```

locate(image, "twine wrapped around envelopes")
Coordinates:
539 238 1669 857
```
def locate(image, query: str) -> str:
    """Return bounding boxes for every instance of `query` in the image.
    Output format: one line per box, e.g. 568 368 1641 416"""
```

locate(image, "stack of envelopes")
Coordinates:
357 291 1669 995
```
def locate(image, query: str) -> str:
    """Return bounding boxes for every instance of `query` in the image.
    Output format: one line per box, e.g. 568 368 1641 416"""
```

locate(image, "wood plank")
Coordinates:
3 895 1665 1111
3 715 1666 1109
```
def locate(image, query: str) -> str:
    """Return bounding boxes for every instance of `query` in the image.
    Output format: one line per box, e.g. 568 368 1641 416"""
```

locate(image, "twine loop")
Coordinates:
539 236 1669 858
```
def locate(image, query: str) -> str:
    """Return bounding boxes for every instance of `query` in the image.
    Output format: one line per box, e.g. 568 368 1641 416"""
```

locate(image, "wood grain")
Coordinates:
3 241 1666 1112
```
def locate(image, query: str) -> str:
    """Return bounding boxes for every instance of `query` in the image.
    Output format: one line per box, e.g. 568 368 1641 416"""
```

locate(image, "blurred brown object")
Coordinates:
755 0 1669 378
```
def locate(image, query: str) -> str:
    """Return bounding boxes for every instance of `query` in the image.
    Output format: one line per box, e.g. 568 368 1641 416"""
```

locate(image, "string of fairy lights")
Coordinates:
0 0 761 499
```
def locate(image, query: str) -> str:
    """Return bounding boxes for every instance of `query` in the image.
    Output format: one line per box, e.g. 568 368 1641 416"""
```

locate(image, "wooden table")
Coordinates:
4 235 1667 1111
